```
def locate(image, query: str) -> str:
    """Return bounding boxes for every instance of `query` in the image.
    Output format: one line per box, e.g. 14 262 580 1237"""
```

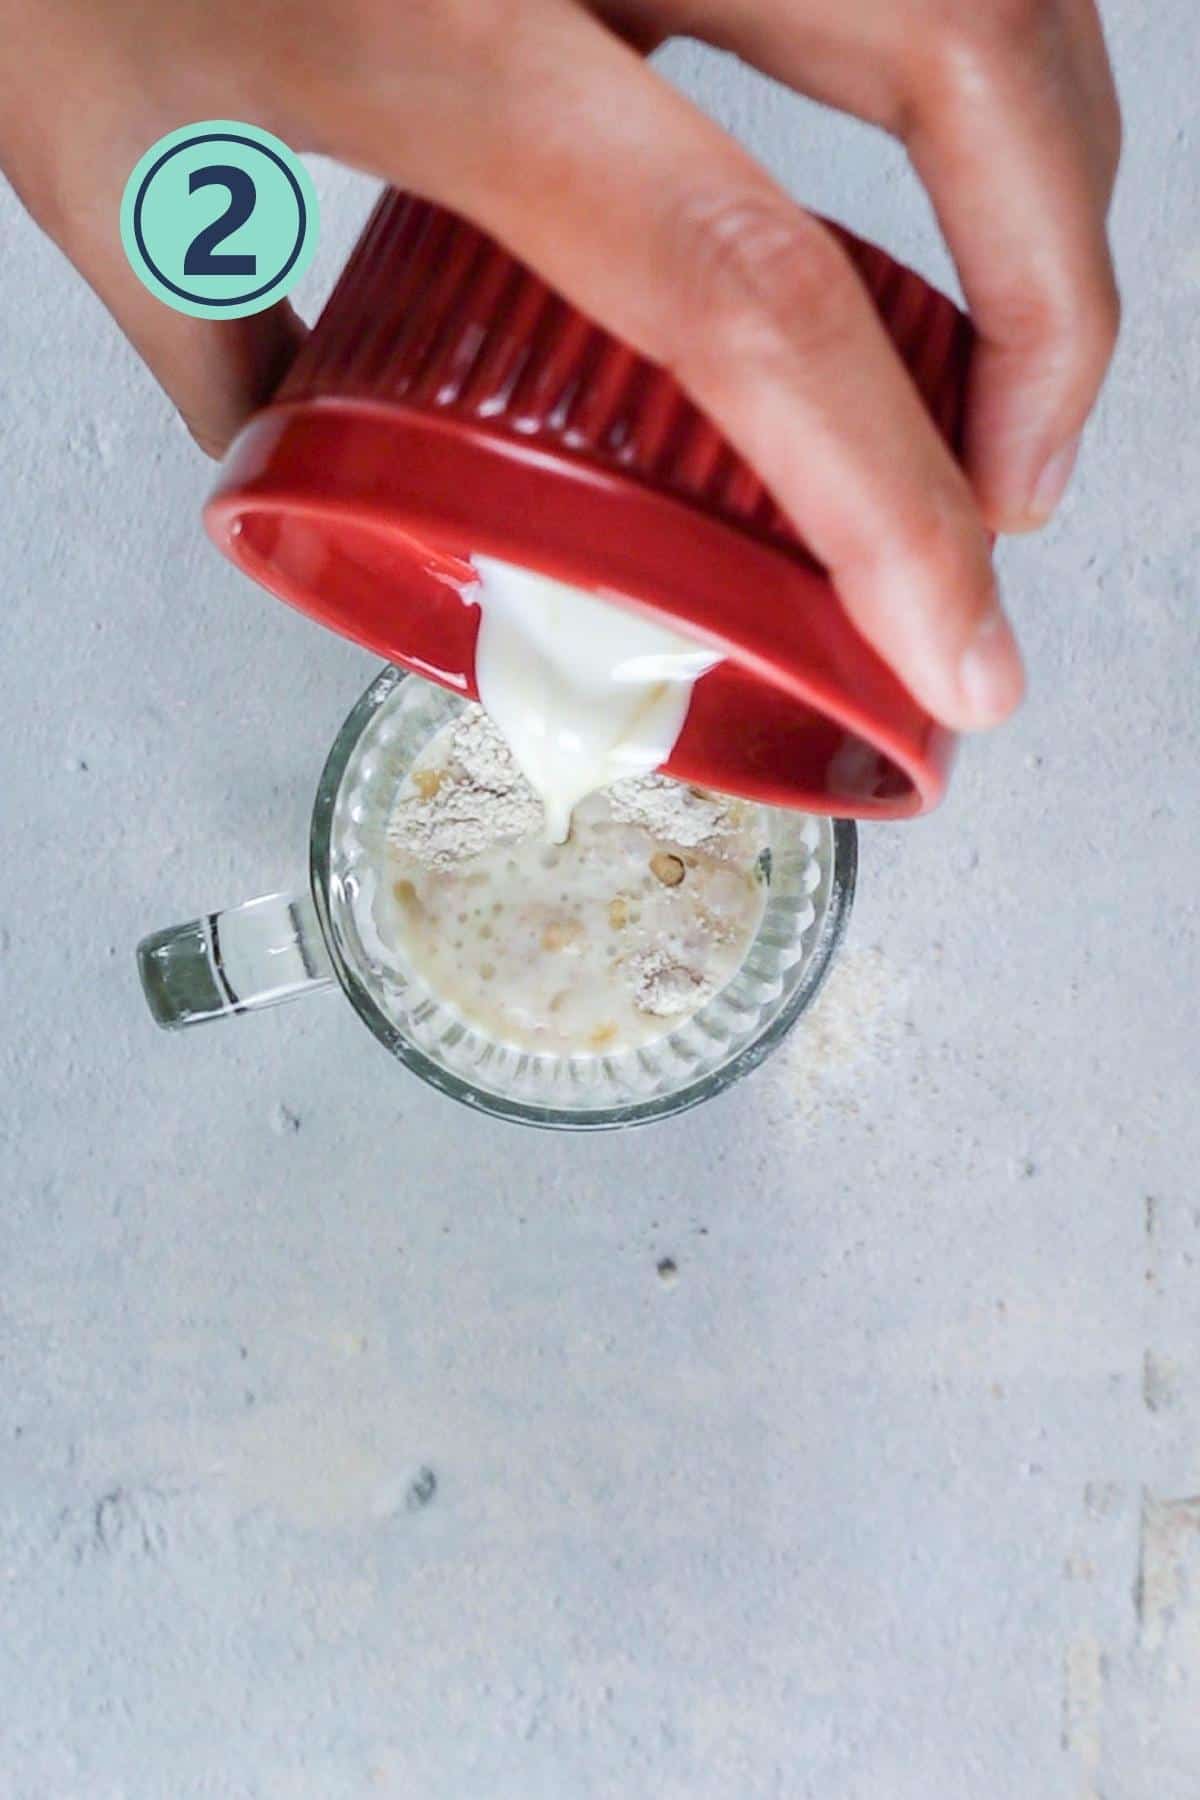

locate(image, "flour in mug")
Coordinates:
380 708 768 1055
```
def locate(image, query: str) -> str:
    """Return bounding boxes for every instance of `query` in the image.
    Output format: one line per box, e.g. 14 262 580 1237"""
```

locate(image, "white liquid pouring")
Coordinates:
468 556 722 842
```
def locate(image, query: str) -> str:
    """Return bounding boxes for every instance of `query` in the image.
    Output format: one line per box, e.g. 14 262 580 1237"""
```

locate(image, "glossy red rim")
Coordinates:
208 397 955 817
205 190 975 820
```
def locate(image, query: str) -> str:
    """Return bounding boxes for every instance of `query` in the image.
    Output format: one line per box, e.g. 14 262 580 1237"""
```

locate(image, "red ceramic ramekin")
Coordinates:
207 190 975 818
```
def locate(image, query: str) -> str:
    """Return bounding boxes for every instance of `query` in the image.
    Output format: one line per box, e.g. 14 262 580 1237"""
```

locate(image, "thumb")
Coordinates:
25 160 304 456
78 250 305 457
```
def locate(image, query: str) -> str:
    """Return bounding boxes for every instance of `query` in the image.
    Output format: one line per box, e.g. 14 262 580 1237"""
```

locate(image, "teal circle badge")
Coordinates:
120 121 318 319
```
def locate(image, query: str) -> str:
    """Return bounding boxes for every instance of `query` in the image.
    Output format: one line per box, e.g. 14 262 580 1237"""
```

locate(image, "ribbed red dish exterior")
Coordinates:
278 192 971 560
210 190 977 817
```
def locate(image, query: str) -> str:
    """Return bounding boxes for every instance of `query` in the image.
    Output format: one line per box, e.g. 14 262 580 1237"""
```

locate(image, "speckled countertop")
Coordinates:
2 12 1199 1796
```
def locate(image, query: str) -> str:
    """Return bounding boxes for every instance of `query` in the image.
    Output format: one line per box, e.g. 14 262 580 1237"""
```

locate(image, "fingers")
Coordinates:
328 4 1020 729
672 0 1120 534
21 146 305 457
90 271 305 457
1058 0 1123 202
901 4 1121 531
74 244 306 458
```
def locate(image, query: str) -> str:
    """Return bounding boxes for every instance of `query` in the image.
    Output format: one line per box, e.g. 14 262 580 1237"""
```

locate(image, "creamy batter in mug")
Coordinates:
138 667 857 1129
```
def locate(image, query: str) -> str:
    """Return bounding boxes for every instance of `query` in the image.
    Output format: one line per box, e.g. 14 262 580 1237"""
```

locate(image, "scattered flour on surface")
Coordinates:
775 945 909 1119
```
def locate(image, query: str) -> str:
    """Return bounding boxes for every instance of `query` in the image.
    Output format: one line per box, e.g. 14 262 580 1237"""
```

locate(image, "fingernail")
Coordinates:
958 611 1024 729
1028 435 1082 523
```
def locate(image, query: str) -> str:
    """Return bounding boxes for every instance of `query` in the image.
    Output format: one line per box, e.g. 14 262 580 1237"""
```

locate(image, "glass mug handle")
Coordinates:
137 892 336 1029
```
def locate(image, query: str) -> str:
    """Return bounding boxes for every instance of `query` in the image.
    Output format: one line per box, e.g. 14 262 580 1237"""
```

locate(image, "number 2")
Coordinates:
184 166 257 277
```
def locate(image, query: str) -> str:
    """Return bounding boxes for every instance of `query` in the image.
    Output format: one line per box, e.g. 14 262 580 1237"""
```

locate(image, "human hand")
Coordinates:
0 0 1120 730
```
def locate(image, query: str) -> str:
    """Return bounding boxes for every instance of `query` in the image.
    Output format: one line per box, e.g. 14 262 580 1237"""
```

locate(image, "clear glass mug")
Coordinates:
138 669 857 1130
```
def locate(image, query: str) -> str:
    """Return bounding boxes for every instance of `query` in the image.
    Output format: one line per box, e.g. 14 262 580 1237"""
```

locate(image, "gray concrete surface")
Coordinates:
2 9 1198 1796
